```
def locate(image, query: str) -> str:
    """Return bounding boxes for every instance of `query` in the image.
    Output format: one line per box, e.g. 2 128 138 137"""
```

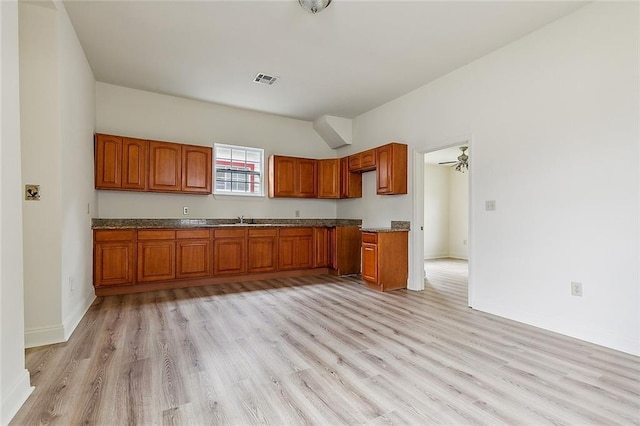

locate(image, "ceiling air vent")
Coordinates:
253 73 279 86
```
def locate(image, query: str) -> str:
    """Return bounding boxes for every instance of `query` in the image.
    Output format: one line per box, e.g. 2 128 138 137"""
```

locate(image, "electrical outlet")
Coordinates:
69 276 75 292
295 210 300 217
571 281 583 297
485 200 496 211
183 206 189 215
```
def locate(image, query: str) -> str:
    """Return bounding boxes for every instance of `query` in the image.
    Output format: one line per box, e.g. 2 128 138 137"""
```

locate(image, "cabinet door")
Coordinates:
214 238 246 275
361 242 378 283
317 159 339 199
269 156 296 197
313 228 329 267
137 240 176 282
182 145 212 194
94 241 135 286
340 157 362 198
95 134 122 189
376 143 407 195
176 239 211 279
149 141 182 192
248 230 278 273
279 228 314 270
297 158 317 198
122 137 147 190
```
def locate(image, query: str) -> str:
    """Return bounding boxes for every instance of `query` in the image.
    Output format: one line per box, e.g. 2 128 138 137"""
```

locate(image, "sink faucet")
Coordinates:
238 215 244 224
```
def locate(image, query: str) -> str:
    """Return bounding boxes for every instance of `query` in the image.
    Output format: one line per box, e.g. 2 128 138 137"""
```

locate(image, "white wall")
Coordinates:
424 164 449 258
338 2 639 355
448 167 468 259
96 83 338 220
58 1 97 341
1 1 33 423
423 164 469 260
19 1 96 348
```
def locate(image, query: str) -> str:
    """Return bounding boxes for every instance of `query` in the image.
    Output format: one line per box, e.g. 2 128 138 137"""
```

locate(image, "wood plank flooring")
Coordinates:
11 259 640 425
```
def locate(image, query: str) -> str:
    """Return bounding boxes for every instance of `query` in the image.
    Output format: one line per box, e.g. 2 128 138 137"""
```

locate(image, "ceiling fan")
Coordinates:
439 146 469 172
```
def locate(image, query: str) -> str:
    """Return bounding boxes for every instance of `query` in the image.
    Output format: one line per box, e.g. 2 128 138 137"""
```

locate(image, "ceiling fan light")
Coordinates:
299 0 332 14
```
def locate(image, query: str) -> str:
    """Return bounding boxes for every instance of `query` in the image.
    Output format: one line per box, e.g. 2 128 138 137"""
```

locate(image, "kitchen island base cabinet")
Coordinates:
361 231 408 291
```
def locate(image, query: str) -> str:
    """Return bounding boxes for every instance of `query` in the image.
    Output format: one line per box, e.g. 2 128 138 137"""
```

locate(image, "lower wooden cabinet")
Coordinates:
361 231 408 291
137 230 176 282
213 229 247 275
94 230 136 287
93 225 362 295
329 226 362 275
176 229 211 279
248 228 278 273
278 228 314 270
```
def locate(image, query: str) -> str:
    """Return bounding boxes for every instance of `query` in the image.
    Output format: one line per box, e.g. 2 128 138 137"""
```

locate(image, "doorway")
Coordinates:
410 139 473 307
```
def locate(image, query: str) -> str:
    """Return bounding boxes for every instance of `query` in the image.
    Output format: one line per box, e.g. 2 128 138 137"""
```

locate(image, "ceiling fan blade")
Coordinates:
438 161 456 165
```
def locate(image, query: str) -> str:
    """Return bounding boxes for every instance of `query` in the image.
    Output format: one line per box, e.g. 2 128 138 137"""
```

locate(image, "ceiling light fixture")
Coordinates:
299 0 332 14
454 147 469 173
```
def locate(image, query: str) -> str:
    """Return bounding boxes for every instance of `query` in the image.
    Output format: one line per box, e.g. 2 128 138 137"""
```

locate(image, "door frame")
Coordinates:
410 134 475 307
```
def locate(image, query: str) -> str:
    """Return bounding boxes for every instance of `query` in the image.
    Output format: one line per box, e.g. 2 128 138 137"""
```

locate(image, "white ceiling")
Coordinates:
62 0 586 122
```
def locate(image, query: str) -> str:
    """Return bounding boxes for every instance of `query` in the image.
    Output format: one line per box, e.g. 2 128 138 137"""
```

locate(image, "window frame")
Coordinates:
213 143 265 197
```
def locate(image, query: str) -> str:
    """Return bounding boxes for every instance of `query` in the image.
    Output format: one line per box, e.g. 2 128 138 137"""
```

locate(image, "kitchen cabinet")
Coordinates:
176 229 212 279
340 157 362 199
95 134 122 189
137 230 176 282
348 149 376 172
278 227 314 270
247 228 278 273
268 155 317 198
213 228 247 275
93 230 136 287
313 227 329 267
317 159 340 199
376 143 407 195
361 231 408 291
181 145 212 194
122 137 147 190
329 226 361 275
148 141 182 192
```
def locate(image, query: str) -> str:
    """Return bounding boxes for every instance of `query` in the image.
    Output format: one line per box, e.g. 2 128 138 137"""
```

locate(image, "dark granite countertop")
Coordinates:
361 221 411 233
92 218 363 229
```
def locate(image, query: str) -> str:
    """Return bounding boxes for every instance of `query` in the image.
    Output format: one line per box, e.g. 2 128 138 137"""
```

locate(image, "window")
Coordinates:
213 143 264 196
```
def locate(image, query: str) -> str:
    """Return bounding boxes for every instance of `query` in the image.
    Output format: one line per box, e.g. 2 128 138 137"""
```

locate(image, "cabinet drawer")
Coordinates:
362 232 378 244
138 230 176 240
214 228 247 238
248 228 278 238
94 230 135 242
176 229 211 239
279 227 313 237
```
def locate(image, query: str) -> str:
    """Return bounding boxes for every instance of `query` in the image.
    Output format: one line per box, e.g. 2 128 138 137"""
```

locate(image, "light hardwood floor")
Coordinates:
11 259 640 425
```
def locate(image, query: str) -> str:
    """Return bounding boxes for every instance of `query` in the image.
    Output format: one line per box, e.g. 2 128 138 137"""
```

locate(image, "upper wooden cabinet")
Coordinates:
122 137 147 190
95 134 122 189
148 141 182 192
182 145 212 194
348 149 376 172
95 133 211 195
317 159 340 199
376 142 407 195
268 155 317 198
340 157 362 199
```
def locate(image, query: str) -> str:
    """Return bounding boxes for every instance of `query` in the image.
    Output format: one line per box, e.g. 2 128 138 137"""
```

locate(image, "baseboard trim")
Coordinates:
63 292 96 341
1 369 33 425
24 324 65 349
